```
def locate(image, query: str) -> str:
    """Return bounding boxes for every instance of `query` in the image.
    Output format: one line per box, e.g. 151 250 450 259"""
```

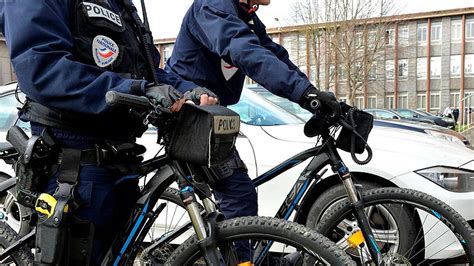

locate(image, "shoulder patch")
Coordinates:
83 2 123 27
92 35 120 68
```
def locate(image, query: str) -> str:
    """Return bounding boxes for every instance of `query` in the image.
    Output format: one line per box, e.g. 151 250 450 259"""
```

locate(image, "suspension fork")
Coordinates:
325 140 383 265
174 163 222 265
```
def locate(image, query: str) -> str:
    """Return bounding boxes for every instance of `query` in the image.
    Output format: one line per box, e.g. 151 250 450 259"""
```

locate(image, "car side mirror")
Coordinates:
393 116 399 119
413 114 418 118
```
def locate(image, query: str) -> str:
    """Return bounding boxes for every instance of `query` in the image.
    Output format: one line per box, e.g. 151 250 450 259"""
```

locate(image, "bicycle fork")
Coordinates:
178 176 224 265
326 143 383 265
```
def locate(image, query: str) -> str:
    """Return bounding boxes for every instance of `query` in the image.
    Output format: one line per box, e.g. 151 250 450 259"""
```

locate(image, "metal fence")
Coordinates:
456 94 473 133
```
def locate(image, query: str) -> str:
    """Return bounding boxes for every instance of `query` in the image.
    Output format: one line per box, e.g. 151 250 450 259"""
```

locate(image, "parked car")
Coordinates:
1 83 474 259
395 108 456 129
246 85 470 148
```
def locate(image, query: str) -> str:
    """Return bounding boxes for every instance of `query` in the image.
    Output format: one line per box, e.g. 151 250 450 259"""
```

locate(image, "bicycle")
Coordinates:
0 91 353 265
136 101 474 265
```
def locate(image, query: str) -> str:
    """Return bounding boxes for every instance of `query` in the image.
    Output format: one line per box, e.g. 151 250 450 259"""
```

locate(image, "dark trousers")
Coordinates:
33 125 138 265
211 168 258 261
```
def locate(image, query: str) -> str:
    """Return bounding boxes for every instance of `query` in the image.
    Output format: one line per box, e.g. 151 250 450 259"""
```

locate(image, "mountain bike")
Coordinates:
138 101 474 265
0 91 353 265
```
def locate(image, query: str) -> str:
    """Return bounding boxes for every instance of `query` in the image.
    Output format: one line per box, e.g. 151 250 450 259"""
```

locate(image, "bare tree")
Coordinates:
292 0 399 106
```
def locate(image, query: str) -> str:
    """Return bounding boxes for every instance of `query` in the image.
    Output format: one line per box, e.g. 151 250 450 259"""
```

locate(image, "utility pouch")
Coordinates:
65 217 94 266
336 109 374 154
169 104 240 167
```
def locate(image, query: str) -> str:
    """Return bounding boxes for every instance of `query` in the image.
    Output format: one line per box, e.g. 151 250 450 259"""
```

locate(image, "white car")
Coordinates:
1 82 474 259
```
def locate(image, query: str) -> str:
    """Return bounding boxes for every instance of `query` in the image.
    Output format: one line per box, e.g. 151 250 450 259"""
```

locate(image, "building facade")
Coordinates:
0 35 15 86
1 8 473 114
155 7 474 115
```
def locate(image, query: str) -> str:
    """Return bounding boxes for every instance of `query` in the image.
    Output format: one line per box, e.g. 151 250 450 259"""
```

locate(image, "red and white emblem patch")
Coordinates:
92 35 119 68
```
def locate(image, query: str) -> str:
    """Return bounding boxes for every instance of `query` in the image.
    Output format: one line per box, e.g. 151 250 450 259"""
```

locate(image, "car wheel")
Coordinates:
306 181 420 263
0 174 31 236
306 181 380 229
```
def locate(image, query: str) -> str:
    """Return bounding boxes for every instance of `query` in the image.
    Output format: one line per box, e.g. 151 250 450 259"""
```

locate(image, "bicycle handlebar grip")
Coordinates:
6 126 29 155
105 91 151 109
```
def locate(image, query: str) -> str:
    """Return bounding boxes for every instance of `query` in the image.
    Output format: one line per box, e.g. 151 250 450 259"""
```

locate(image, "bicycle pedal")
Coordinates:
35 193 69 218
347 230 365 248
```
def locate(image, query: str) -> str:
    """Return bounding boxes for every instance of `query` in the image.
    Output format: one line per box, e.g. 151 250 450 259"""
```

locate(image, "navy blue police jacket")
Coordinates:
0 0 182 140
165 0 312 106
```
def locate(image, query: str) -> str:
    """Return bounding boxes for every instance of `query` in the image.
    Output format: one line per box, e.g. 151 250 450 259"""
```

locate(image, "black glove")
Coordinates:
184 87 219 105
145 83 183 109
300 86 342 121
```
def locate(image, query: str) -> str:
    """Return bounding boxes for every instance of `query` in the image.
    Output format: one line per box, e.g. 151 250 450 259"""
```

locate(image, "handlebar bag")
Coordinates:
169 104 240 167
336 109 374 154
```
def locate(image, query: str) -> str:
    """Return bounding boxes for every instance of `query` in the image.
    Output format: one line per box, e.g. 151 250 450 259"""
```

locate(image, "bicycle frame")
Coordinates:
144 135 384 265
0 134 383 265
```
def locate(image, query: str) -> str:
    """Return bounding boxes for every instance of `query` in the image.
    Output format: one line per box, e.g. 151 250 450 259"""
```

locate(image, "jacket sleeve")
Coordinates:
3 0 147 115
191 4 312 103
158 66 198 93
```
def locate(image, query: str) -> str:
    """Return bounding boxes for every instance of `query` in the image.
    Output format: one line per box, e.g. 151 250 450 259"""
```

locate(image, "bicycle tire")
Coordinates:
0 222 33 265
166 216 355 265
316 187 474 265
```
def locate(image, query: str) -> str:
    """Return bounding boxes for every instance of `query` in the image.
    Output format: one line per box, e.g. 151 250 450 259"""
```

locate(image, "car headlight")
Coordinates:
424 129 464 146
442 117 454 122
415 166 474 192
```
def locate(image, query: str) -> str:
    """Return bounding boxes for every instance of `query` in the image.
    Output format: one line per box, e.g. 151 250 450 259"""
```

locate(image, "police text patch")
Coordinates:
92 35 120 68
84 2 122 27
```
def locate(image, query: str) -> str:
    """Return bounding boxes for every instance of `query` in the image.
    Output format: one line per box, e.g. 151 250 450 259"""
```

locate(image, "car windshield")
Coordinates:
249 90 313 121
396 109 417 118
0 92 30 131
228 90 304 126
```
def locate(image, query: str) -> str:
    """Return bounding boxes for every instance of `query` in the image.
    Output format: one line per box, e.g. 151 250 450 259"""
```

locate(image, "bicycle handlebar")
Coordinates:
105 91 152 110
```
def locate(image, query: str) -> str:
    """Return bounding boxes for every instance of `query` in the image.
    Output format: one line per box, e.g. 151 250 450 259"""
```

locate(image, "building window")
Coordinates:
298 35 307 51
451 55 461 77
386 29 395 46
452 21 462 42
163 45 174 64
398 59 408 79
398 27 409 46
355 96 364 109
450 93 460 108
339 67 346 81
367 96 377 109
398 94 408 108
431 22 442 43
355 33 363 49
466 19 474 40
430 93 441 110
417 94 427 110
431 57 442 79
368 63 377 80
466 54 474 76
310 65 317 83
418 23 428 44
386 95 394 109
417 58 427 80
386 60 395 80
329 65 336 81
465 92 474 108
368 31 376 48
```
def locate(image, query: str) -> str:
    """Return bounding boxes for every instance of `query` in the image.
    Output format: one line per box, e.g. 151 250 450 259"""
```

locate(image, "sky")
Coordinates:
133 0 474 39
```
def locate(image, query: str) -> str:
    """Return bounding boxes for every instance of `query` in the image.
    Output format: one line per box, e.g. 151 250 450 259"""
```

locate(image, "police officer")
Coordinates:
0 0 209 264
166 0 341 232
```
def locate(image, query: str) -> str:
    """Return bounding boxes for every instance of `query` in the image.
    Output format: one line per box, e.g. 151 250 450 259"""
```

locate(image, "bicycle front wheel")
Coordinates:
166 216 355 265
316 187 474 265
